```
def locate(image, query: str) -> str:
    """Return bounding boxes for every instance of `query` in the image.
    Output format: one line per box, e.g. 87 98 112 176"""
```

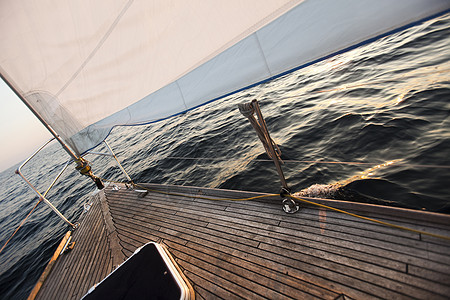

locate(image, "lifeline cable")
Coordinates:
165 156 450 169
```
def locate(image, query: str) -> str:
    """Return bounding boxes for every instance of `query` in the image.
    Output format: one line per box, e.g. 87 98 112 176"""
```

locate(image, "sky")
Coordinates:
0 78 52 172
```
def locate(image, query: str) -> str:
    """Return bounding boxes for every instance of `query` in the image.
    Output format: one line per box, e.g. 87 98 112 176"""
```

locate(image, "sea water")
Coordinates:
1 13 449 300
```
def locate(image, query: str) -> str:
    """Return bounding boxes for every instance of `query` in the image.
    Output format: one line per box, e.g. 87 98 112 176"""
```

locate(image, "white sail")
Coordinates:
1 0 449 155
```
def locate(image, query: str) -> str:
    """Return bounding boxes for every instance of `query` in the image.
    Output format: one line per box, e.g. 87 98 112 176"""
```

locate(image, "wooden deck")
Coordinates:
34 183 450 299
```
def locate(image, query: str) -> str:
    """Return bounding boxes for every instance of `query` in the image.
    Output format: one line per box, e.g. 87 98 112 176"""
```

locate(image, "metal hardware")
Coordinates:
15 135 132 229
282 198 300 214
15 130 132 230
135 189 148 198
85 141 133 184
74 157 104 190
83 201 93 213
3 74 108 196
238 100 289 190
239 100 301 214
16 138 77 228
59 235 73 256
280 186 300 213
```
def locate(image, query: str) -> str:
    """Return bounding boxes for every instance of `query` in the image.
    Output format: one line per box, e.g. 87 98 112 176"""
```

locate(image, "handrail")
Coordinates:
16 138 131 229
16 138 77 228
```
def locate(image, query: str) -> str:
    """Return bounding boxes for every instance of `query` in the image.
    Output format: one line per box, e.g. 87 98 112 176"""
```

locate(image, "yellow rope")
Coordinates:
0 198 42 255
288 195 450 241
100 177 450 241
139 184 277 202
100 177 277 202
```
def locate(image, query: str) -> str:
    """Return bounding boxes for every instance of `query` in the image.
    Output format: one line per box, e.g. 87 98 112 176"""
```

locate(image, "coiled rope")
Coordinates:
99 177 450 241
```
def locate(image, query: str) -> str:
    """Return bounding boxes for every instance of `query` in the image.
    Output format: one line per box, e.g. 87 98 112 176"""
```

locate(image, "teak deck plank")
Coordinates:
112 191 449 277
33 183 450 300
34 191 115 300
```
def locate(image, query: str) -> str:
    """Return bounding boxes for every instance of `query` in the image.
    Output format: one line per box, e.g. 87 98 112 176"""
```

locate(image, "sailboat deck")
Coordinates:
34 183 450 299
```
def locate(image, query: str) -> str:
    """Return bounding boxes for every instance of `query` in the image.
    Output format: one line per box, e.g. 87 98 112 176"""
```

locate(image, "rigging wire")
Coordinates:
165 156 450 169
0 198 42 255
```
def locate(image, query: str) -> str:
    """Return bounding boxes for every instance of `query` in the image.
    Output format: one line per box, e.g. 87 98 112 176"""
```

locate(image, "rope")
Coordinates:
99 177 450 241
99 177 277 202
0 198 42 255
135 183 277 202
287 195 450 241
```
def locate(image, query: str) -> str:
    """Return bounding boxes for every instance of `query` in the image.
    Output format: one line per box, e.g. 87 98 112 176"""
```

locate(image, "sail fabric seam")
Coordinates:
55 0 134 98
169 0 303 87
176 81 188 111
254 32 272 77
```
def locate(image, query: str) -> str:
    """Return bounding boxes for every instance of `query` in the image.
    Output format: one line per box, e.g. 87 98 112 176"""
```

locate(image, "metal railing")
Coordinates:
16 138 76 228
16 139 132 228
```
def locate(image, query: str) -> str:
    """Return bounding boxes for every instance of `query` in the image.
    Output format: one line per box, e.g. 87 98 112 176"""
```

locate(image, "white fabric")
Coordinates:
1 0 449 154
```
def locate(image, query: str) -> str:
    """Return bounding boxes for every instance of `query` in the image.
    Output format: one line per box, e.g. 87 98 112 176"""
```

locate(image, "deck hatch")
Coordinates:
82 242 194 300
